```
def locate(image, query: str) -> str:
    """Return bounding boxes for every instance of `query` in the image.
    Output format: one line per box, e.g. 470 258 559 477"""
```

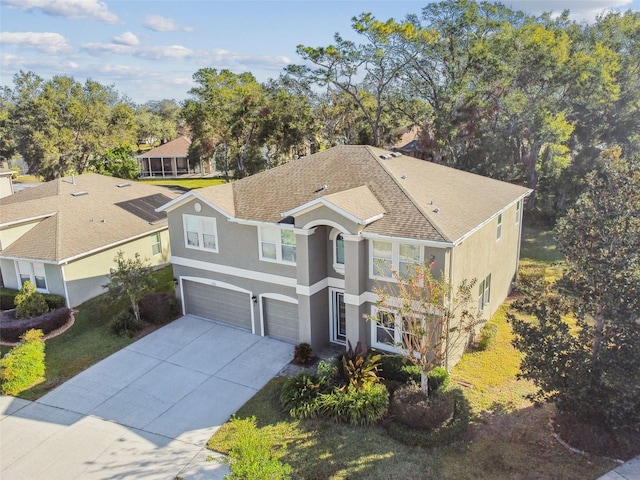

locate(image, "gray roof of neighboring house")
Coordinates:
164 145 531 244
0 174 179 263
137 136 191 159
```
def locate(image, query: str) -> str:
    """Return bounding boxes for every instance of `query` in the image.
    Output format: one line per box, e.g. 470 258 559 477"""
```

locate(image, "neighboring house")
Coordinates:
158 145 531 368
137 136 214 178
392 126 428 160
0 170 14 198
0 173 177 307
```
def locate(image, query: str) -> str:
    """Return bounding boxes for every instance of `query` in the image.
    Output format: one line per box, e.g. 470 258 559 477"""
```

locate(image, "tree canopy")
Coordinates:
510 150 640 429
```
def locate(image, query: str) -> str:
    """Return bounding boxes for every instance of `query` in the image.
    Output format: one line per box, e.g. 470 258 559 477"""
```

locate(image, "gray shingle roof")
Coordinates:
0 174 179 263
189 145 531 243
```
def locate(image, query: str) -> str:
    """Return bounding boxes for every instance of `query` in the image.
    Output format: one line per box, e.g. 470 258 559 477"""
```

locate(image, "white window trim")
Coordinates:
329 228 346 274
151 232 162 256
369 239 423 281
515 200 521 224
478 273 491 314
496 213 503 240
15 260 48 293
370 306 402 353
183 214 218 253
258 226 297 265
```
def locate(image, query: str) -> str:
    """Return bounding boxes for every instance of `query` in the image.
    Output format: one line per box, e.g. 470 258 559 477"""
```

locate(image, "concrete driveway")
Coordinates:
0 315 293 479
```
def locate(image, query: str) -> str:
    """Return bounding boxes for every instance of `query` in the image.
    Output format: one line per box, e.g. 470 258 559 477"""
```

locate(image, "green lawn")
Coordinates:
138 177 227 190
207 226 615 479
0 266 176 400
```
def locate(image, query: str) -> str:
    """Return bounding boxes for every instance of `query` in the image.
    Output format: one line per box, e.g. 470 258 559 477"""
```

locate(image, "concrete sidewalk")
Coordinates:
0 315 293 479
597 457 640 480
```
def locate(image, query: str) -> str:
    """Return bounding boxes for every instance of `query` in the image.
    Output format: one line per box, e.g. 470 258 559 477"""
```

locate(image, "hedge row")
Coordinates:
0 307 73 344
0 288 65 311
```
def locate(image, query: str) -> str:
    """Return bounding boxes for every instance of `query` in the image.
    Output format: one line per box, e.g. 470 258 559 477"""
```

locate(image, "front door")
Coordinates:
330 288 346 344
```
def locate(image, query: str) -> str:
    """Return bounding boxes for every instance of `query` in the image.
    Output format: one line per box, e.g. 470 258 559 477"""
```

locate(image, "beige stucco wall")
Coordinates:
0 220 42 250
0 176 14 199
63 229 171 307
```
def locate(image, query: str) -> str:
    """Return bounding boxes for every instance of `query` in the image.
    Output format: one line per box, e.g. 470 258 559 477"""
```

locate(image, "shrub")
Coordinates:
280 371 330 419
377 354 421 383
0 329 46 395
317 383 389 426
387 387 471 447
293 342 314 365
0 288 19 310
224 416 291 480
337 341 382 389
427 366 450 394
391 384 454 430
110 309 145 337
15 282 49 319
138 292 179 325
0 307 73 343
478 323 498 351
43 294 66 310
515 263 547 296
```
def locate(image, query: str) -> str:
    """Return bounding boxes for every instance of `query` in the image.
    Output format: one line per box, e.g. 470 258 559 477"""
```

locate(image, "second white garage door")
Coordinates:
263 298 299 343
183 280 252 330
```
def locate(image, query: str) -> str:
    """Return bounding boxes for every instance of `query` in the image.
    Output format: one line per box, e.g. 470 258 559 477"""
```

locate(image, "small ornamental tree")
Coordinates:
510 150 640 429
15 281 49 319
370 262 481 396
103 251 155 324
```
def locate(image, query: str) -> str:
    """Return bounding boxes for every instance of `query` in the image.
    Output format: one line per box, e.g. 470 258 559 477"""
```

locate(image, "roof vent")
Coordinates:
401 174 407 180
379 154 391 159
433 208 440 213
71 191 89 197
314 184 328 193
390 152 402 158
116 182 131 188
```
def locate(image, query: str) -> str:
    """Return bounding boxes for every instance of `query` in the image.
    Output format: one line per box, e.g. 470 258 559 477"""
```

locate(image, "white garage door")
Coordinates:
183 280 252 330
263 298 299 343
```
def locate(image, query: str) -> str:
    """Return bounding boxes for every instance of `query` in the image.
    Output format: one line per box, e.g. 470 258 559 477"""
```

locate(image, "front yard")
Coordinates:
207 226 617 479
0 266 177 400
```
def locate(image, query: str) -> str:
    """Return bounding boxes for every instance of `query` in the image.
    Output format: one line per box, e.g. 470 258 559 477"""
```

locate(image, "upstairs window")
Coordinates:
183 214 218 252
372 240 393 278
515 200 521 224
335 233 345 266
370 240 423 280
259 227 296 264
496 213 503 240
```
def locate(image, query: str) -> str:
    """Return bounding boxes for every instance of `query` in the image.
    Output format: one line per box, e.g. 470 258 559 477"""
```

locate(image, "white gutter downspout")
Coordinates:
445 246 455 372
60 264 71 308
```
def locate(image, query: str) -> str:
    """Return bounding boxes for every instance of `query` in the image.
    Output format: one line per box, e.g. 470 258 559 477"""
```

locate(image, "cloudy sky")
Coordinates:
1 0 638 104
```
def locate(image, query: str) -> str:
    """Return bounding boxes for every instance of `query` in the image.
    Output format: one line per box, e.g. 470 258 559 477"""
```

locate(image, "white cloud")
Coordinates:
208 49 291 70
112 31 139 46
505 0 634 21
0 32 72 54
0 0 120 24
81 42 196 60
1 52 78 73
143 14 193 32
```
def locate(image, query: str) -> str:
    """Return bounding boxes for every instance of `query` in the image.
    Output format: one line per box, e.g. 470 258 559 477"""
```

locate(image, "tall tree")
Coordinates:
287 13 415 147
511 149 640 429
9 71 136 180
183 68 266 179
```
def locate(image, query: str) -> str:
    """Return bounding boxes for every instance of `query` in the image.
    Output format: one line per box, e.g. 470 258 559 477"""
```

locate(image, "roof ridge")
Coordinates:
373 153 452 243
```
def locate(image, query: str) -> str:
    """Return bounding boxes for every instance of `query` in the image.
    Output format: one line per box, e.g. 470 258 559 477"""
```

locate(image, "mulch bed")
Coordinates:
553 412 640 461
0 308 75 345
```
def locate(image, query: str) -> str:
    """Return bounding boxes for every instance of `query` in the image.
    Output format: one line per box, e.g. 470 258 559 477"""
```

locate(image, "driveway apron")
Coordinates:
0 315 293 480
